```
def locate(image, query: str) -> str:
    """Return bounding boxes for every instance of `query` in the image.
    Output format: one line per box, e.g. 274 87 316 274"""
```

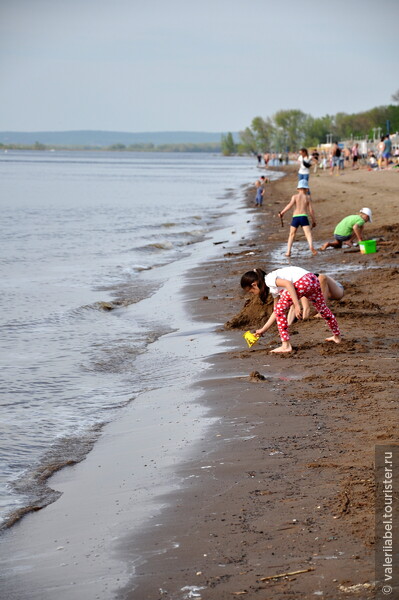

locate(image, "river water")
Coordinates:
0 150 270 527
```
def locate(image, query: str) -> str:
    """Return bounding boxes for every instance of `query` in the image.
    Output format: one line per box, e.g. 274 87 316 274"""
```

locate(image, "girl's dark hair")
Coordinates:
240 268 269 303
300 147 308 157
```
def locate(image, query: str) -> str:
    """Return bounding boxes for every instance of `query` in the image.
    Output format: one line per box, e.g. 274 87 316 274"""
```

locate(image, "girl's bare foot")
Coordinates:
270 343 293 353
285 252 291 257
325 335 341 344
311 248 318 256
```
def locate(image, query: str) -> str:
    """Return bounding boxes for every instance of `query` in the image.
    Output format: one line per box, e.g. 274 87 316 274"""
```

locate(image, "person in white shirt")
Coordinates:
297 147 313 202
240 266 341 353
298 148 312 180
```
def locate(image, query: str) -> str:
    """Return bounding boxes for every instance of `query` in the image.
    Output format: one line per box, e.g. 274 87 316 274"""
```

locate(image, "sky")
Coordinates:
0 0 397 133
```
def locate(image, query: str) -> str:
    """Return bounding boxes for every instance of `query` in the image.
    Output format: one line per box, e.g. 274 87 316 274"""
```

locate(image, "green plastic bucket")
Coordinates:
359 240 377 254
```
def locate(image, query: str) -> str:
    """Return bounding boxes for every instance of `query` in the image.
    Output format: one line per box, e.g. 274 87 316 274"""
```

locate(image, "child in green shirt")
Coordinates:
320 208 372 250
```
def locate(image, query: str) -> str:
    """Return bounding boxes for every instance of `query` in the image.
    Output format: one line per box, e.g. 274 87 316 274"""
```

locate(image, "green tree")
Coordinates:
251 116 274 151
109 143 127 150
242 102 399 150
270 126 287 152
238 127 258 154
303 115 334 147
221 132 237 156
273 109 307 151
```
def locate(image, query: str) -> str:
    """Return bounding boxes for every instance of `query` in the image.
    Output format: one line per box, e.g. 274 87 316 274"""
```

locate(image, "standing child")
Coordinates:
254 180 264 207
240 266 341 353
278 180 317 257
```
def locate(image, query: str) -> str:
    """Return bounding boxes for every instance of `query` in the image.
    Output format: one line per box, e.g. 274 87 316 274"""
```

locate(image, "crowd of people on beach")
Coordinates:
309 137 398 173
246 142 382 353
257 152 289 167
257 135 399 175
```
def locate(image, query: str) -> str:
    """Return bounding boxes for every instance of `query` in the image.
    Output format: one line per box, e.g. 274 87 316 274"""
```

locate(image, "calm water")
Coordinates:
0 150 262 526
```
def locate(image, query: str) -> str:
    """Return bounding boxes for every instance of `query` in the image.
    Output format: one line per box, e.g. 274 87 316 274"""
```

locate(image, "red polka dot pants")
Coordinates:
274 273 341 341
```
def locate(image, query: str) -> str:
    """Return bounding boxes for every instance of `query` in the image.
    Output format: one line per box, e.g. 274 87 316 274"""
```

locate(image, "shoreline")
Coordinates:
119 165 399 599
0 151 260 532
0 175 259 599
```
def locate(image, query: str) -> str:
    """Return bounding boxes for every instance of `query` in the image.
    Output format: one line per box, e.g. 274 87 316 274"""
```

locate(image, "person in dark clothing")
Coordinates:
330 143 341 176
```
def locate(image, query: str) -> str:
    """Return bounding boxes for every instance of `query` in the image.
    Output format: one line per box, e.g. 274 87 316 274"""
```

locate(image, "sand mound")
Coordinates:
224 295 273 330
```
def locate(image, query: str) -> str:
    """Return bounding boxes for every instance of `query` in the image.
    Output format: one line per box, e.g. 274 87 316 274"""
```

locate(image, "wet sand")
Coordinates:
120 165 399 599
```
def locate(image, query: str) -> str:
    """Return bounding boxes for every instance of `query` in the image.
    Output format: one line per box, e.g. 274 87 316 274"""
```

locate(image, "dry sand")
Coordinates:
120 165 399 599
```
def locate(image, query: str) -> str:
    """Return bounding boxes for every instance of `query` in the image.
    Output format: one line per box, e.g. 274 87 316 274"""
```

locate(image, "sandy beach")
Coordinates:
119 165 399 599
1 164 398 600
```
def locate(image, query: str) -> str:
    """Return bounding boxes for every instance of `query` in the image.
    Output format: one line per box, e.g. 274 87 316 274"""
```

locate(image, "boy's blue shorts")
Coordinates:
291 215 310 228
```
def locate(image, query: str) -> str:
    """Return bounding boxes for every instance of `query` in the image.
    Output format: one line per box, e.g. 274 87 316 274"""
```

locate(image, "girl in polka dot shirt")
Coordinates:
240 266 341 353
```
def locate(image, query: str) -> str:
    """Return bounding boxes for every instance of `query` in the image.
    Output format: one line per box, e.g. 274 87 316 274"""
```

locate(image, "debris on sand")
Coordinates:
249 371 266 382
338 582 374 593
259 567 315 581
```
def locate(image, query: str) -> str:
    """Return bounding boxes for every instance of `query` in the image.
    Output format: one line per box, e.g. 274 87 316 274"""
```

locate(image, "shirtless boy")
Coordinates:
278 180 317 257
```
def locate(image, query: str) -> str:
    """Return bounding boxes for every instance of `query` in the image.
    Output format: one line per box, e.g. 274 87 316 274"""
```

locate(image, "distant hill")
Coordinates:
0 130 240 147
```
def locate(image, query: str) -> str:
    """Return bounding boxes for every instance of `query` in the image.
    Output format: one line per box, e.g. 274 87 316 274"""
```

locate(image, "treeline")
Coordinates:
222 101 399 155
106 142 221 152
0 142 221 153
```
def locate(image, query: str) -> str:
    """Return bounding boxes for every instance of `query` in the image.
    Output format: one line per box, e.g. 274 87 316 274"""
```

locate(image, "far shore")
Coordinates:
0 143 222 153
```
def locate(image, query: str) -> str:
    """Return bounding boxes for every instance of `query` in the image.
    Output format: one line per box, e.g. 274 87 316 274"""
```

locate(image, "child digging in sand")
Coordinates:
320 208 372 250
240 266 341 353
278 180 317 257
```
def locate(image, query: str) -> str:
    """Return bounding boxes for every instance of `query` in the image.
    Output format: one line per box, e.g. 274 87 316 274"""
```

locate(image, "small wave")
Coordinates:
1 424 105 531
143 241 174 251
77 298 141 313
84 324 174 374
161 222 177 228
152 229 205 241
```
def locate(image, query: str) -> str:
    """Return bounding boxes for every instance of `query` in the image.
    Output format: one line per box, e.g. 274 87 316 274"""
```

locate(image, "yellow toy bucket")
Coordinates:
243 331 259 348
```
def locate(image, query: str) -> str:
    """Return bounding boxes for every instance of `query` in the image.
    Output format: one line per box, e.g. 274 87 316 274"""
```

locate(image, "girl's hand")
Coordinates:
294 304 302 320
255 329 264 337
